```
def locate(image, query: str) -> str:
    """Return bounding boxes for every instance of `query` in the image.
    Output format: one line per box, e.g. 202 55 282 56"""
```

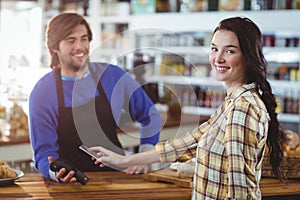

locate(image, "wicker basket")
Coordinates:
262 156 300 179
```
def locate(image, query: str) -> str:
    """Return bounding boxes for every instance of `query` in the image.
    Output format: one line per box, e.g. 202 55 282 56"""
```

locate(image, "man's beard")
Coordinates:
69 58 89 73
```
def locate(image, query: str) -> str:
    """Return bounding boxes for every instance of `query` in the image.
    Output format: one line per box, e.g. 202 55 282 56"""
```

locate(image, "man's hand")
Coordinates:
48 156 77 183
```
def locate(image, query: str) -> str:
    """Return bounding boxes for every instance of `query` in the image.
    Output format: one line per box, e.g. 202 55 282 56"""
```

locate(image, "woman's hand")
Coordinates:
125 165 150 174
89 146 160 173
89 146 128 168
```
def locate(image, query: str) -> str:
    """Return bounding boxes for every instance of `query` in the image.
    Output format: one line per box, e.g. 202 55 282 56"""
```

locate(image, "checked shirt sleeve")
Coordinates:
155 104 224 163
155 125 207 163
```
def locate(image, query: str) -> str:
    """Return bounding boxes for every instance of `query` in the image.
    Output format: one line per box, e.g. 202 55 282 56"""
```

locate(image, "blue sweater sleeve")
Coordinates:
92 63 162 145
29 72 59 179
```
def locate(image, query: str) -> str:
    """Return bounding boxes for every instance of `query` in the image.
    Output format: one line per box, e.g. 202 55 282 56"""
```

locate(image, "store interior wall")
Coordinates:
0 0 49 114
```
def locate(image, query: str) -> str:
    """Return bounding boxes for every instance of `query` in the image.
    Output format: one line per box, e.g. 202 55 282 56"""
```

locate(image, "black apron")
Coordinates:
55 68 124 171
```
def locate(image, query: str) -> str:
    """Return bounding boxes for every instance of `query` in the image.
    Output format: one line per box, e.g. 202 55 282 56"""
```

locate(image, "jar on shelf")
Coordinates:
7 102 29 138
3 86 29 138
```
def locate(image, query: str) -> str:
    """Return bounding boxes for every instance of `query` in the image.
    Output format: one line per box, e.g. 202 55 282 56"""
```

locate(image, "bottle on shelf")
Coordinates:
210 90 218 108
204 89 211 108
207 0 219 11
289 68 299 81
275 95 283 114
101 0 118 16
197 87 205 107
287 90 294 114
294 0 300 8
251 0 275 10
292 90 300 114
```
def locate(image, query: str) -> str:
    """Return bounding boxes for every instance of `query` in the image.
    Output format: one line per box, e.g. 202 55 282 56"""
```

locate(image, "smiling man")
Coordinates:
29 12 162 184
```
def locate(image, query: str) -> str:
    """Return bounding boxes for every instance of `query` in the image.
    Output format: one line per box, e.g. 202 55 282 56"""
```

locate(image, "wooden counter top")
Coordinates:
1 171 191 200
1 171 300 200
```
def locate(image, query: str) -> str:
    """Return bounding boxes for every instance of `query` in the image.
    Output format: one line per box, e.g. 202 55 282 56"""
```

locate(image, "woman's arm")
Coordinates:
89 146 160 169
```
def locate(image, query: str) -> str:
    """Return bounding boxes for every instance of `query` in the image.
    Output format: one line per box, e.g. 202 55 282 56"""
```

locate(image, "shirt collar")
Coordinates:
225 82 257 102
61 70 90 81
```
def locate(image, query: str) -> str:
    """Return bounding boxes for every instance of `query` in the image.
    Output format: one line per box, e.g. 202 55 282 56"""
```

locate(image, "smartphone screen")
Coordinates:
79 144 99 159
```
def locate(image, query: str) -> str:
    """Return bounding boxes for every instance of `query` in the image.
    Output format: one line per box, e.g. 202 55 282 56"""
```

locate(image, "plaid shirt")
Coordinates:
156 83 268 200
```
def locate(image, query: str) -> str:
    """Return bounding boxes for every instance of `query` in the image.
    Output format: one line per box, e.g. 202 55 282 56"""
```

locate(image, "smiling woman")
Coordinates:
209 29 247 95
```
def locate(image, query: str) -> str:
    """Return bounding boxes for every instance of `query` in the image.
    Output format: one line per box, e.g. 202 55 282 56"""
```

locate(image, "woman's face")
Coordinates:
209 30 247 93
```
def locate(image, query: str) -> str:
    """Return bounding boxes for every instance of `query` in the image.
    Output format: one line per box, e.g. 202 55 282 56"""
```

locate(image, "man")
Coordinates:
29 12 161 183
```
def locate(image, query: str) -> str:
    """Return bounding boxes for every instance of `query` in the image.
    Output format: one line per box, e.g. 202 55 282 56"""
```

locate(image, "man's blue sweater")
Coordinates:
29 63 161 179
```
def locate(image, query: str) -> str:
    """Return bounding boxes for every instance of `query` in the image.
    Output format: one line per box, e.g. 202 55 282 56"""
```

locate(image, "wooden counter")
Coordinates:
0 172 191 200
1 171 300 200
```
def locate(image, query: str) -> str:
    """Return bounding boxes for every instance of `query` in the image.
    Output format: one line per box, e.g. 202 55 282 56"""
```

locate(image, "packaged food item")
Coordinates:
9 103 29 138
0 160 17 179
218 0 244 11
177 162 194 178
170 158 195 178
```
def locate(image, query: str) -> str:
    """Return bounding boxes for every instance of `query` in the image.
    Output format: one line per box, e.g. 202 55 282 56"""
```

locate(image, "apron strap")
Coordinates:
55 68 65 115
89 67 109 104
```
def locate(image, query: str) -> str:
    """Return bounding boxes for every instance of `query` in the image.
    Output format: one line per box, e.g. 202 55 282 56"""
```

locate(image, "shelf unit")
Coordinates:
129 10 300 32
41 0 300 133
126 10 300 133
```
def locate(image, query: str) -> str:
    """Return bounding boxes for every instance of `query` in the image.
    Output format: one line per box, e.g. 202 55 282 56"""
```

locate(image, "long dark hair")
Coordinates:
213 17 286 180
46 12 93 69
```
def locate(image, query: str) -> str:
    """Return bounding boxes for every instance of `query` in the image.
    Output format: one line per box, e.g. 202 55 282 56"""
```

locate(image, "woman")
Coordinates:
90 17 286 199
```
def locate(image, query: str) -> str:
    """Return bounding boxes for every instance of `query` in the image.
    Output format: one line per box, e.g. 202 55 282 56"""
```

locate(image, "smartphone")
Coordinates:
79 144 99 159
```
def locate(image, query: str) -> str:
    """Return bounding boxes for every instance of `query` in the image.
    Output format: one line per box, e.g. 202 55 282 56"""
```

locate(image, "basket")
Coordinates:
262 156 300 179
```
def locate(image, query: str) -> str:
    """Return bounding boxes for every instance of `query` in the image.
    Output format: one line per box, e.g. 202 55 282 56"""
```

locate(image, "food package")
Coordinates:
0 160 16 179
9 103 29 138
170 158 195 178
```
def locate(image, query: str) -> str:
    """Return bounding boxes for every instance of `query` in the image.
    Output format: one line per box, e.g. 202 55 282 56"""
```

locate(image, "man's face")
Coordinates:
54 24 90 74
